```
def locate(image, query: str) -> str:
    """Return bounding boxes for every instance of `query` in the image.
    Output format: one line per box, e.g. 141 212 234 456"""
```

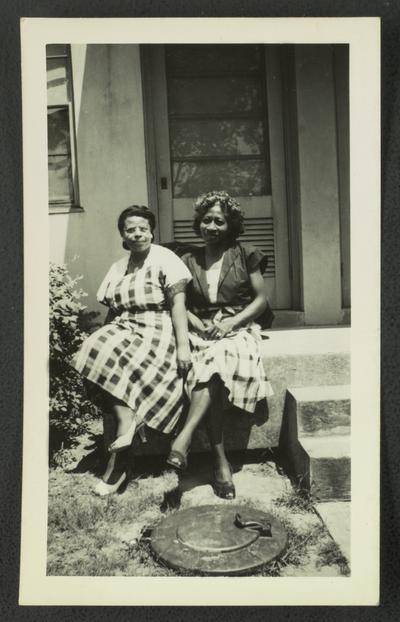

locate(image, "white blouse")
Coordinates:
205 254 224 303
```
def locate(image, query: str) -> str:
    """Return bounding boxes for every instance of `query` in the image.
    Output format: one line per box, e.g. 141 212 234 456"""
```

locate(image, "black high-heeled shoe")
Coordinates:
166 449 188 472
212 464 236 500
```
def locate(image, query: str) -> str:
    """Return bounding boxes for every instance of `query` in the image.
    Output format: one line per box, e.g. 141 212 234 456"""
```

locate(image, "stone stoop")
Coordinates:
133 350 350 456
279 385 351 502
133 328 350 456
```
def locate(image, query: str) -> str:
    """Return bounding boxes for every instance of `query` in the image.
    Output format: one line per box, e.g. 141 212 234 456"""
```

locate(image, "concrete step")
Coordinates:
302 435 351 501
134 351 350 455
252 327 350 449
279 433 351 502
134 328 350 455
279 384 351 501
290 385 350 437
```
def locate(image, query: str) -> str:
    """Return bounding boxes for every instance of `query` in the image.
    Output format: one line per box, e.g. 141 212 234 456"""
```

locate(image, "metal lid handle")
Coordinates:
234 513 272 538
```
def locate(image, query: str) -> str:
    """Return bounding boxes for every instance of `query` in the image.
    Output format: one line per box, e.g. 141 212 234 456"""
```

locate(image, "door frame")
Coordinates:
141 43 301 311
264 45 292 308
280 45 303 311
141 45 172 243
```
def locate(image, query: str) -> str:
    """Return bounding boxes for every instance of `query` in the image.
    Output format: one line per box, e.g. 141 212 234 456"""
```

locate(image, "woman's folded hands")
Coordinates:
204 317 236 340
188 310 237 341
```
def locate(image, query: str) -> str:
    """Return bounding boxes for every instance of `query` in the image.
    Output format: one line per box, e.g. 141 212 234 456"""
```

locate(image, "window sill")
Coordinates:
49 204 84 215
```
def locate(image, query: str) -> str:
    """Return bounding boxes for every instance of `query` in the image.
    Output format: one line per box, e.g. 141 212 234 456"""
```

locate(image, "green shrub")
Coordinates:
49 263 100 456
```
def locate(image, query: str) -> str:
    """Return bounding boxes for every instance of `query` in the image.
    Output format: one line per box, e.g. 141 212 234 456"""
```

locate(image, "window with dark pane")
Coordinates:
165 45 271 198
47 106 74 202
46 44 77 207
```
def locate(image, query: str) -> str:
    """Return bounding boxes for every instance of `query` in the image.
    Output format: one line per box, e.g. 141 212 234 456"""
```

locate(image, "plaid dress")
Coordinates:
72 245 191 434
182 245 273 413
186 320 273 413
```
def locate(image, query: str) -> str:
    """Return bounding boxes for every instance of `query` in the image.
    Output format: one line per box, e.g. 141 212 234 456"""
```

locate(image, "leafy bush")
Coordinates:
49 263 100 455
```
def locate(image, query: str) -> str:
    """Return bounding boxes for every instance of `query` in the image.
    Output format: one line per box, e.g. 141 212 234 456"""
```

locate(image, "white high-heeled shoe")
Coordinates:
108 417 138 453
93 472 127 496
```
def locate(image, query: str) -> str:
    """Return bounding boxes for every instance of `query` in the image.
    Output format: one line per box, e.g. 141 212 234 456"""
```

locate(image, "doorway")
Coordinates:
142 44 293 309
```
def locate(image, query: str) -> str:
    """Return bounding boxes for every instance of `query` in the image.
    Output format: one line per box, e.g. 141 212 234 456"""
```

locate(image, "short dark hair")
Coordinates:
118 205 156 234
193 191 244 241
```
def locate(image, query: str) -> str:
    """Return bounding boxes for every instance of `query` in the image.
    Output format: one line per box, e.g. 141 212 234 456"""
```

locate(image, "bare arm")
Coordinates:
187 309 207 335
229 269 268 328
166 280 191 376
170 292 190 350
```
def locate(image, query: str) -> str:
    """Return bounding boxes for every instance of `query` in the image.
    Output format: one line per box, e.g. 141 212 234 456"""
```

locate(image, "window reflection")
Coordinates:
47 58 69 106
46 44 77 206
166 45 270 198
170 119 264 158
47 106 73 201
173 161 266 198
48 107 71 155
48 157 74 202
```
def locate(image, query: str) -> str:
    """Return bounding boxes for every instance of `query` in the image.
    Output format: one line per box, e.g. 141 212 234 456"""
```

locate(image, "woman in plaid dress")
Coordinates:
73 205 192 495
166 192 273 500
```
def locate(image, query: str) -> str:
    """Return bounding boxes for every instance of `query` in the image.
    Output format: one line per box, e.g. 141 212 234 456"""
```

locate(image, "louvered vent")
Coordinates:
173 217 276 277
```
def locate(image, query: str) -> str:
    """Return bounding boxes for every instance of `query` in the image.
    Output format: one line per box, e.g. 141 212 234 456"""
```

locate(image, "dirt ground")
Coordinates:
47 425 350 577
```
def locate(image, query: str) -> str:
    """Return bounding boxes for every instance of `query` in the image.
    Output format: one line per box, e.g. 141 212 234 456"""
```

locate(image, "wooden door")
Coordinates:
143 44 291 309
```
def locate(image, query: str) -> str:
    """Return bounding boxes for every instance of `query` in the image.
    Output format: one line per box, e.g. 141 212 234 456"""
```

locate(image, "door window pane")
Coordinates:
166 44 263 74
166 45 270 198
168 77 263 115
170 119 265 157
173 160 267 198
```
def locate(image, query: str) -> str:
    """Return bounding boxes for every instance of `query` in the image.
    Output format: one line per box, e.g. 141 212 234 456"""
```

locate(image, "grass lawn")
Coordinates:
47 467 179 576
47 436 350 577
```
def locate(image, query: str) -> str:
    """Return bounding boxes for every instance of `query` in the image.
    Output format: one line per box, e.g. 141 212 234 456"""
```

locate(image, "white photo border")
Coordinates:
20 17 380 606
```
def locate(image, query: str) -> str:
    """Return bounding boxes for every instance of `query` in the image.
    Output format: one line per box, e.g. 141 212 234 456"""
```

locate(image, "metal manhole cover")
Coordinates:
151 504 287 575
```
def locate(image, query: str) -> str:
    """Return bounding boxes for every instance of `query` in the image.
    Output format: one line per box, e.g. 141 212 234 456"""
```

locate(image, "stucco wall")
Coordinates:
49 44 148 318
294 45 343 325
49 43 349 326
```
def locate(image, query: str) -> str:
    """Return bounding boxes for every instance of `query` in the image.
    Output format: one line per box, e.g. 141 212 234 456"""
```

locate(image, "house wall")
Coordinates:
49 44 148 319
334 45 351 309
49 43 349 327
294 45 343 325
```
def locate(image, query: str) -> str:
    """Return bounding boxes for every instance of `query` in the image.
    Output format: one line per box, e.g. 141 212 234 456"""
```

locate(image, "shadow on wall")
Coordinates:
61 44 149 319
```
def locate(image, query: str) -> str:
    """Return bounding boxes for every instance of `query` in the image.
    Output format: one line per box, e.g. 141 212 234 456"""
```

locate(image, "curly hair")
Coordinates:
117 205 156 234
193 191 244 241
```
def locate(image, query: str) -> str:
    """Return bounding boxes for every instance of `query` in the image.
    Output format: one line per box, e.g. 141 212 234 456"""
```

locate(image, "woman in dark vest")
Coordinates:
166 191 273 499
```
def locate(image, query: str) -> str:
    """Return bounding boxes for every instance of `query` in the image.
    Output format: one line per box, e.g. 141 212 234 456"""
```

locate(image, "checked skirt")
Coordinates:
73 310 184 434
185 324 273 414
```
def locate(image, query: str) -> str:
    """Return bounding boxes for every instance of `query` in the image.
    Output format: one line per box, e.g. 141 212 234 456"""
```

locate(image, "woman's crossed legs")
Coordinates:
168 375 234 498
